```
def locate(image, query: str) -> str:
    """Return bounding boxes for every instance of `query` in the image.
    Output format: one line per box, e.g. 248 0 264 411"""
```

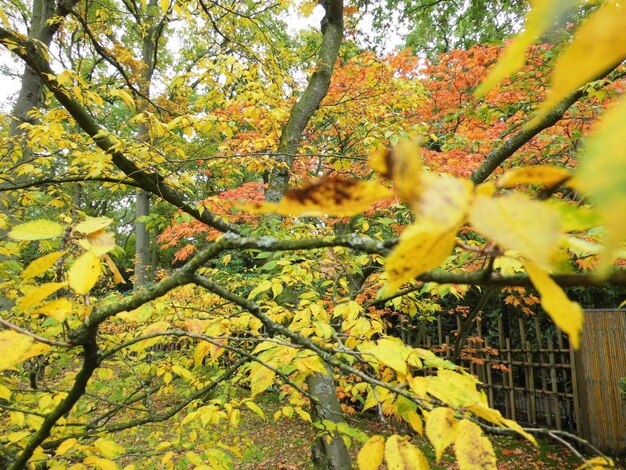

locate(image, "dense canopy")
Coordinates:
0 0 625 468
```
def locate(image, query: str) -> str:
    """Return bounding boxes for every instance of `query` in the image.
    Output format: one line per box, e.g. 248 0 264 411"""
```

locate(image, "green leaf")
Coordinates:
9 220 64 240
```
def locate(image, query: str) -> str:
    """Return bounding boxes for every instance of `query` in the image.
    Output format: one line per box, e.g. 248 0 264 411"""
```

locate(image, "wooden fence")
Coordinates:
418 309 626 454
419 313 580 432
575 310 626 454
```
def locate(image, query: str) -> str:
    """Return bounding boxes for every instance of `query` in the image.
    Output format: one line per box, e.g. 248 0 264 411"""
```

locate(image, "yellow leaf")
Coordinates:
7 430 30 443
21 251 64 280
102 254 125 284
249 362 275 397
248 280 272 300
16 281 66 311
454 420 496 470
83 456 120 470
576 457 614 470
244 176 392 217
384 434 430 470
0 330 50 371
426 407 458 462
159 0 170 13
161 451 175 465
110 88 135 110
9 220 65 240
294 407 312 422
547 200 600 233
469 194 562 270
294 353 327 375
78 230 117 256
94 438 125 459
532 1 626 123
385 222 458 293
475 0 583 96
575 96 626 274
194 341 211 367
74 217 113 234
244 401 265 419
32 298 74 323
357 435 385 470
405 409 423 435
497 165 571 188
0 384 12 400
415 173 473 225
524 261 583 349
68 251 102 295
422 370 485 408
358 338 410 375
171 364 194 381
56 438 78 456
466 403 536 445
370 139 423 203
0 7 10 27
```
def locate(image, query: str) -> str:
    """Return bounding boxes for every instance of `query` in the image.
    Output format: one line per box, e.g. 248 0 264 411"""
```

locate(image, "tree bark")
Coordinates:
1 0 77 312
264 1 351 468
309 365 353 470
266 0 344 202
134 188 151 286
133 0 162 288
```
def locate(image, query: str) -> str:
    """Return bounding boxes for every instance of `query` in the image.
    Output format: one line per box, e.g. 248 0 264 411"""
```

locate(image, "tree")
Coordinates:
1 0 625 469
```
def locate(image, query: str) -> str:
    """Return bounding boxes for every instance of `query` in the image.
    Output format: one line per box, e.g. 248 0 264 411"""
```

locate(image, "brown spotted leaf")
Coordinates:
454 420 497 470
243 176 392 217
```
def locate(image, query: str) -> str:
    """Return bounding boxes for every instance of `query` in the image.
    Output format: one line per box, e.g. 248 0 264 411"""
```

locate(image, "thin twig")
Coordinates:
0 319 73 348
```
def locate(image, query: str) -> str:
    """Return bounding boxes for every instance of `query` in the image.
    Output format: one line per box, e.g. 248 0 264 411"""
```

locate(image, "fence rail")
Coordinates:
419 310 626 454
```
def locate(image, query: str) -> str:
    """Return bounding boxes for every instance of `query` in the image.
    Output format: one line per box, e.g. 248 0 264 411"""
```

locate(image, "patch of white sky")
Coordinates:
0 1 406 113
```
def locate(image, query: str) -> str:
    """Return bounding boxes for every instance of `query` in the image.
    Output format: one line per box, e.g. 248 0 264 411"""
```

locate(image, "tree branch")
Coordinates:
0 176 140 192
0 318 73 348
0 26 240 234
471 67 625 184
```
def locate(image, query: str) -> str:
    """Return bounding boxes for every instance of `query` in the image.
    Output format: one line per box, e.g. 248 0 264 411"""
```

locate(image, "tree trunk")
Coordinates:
132 0 161 288
266 0 344 202
134 188 151 287
308 367 353 470
1 0 77 311
264 2 350 468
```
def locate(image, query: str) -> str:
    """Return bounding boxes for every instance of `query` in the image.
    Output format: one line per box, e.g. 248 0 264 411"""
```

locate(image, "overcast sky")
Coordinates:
0 3 403 114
